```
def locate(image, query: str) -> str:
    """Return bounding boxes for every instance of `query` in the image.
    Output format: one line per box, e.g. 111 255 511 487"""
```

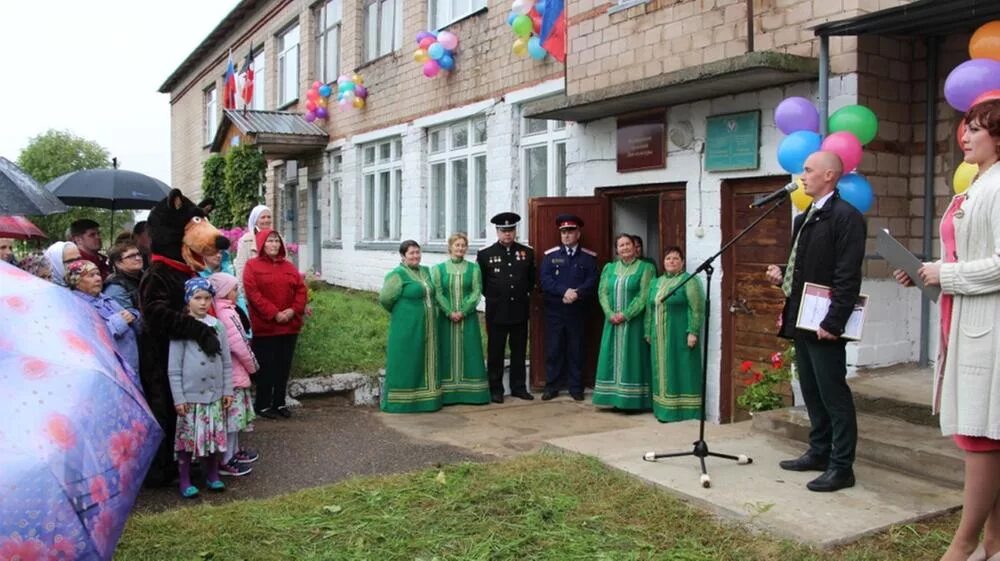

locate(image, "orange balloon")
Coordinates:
970 21 1000 61
957 120 966 151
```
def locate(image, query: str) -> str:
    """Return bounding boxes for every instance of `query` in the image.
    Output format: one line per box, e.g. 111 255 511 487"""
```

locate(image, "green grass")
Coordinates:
115 453 957 561
291 284 388 378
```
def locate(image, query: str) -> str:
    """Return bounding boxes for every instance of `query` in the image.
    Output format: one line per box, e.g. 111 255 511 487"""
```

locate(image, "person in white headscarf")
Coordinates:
43 241 83 287
234 205 272 283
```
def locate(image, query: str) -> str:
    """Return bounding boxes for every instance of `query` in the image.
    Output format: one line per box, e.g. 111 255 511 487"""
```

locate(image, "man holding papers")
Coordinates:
765 151 867 493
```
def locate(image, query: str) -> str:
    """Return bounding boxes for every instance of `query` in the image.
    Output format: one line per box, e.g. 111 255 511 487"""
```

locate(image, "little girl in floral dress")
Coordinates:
168 278 233 498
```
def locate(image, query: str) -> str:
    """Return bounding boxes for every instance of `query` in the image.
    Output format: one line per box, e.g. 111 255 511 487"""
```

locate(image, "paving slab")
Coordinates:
545 420 962 548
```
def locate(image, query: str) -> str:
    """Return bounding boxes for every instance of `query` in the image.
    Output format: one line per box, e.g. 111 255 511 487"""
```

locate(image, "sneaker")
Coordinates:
234 449 259 464
219 458 252 477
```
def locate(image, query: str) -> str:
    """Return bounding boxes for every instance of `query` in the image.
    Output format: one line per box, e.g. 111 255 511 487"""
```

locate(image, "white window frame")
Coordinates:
428 116 488 243
250 47 266 110
364 0 402 62
520 114 567 238
316 0 342 84
429 0 486 30
277 23 300 107
203 85 218 145
328 150 343 242
360 138 403 241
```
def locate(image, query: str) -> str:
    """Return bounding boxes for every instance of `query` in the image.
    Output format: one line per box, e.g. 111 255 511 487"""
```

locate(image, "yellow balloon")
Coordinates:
512 38 528 57
413 48 429 63
953 161 979 194
790 178 813 211
317 97 327 108
352 73 364 85
353 97 365 109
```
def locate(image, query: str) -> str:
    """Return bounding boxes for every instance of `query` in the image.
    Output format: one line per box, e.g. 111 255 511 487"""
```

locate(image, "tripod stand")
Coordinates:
643 195 790 488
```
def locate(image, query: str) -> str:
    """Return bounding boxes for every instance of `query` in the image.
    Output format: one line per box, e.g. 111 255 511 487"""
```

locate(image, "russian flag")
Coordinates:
223 50 237 110
539 0 566 63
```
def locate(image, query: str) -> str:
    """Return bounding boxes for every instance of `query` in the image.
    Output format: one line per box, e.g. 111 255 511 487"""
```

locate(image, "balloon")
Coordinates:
311 80 322 90
944 58 1000 112
970 88 1000 108
507 12 518 26
355 85 368 99
821 131 863 172
828 105 879 145
957 119 967 151
837 173 874 213
317 97 327 108
339 98 351 108
305 99 317 111
512 15 533 38
414 48 429 63
530 9 543 34
419 36 436 50
790 178 813 212
970 21 1000 61
319 84 332 98
512 37 529 57
306 89 319 101
527 36 547 60
316 107 328 119
774 97 819 134
536 1 547 12
437 31 459 51
342 90 355 102
776 130 822 174
423 60 441 78
511 0 533 15
337 75 349 84
953 161 978 194
428 42 445 60
439 54 455 71
305 111 317 123
338 81 354 93
416 31 434 44
353 97 365 109
352 74 364 85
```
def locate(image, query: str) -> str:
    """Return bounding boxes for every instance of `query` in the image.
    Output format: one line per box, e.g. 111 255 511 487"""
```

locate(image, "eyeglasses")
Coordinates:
119 253 143 261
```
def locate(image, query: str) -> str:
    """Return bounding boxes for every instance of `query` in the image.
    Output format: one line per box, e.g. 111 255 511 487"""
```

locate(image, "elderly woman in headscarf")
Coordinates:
234 205 272 283
65 260 141 376
18 253 52 281
43 241 83 287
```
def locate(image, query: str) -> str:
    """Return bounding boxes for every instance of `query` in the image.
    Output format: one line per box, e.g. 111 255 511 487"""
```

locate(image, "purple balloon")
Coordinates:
305 110 317 122
355 85 368 99
416 31 434 44
775 97 819 135
944 58 1000 112
316 107 329 119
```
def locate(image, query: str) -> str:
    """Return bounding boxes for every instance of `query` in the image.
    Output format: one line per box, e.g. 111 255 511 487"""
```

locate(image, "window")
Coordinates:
251 48 266 110
428 117 488 241
429 0 486 29
277 24 300 106
203 85 217 145
364 0 402 61
360 138 403 241
520 115 567 235
316 1 341 84
328 150 342 241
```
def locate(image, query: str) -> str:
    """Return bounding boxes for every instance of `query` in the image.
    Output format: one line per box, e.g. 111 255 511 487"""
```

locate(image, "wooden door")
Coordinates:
720 178 793 422
658 189 687 269
528 196 610 390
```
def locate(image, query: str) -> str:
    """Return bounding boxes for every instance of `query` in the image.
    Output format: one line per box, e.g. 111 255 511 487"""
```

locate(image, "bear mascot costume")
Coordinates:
139 189 230 486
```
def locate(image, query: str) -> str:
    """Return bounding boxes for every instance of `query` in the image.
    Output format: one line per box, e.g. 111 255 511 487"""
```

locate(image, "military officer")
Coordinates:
539 215 598 401
477 212 535 404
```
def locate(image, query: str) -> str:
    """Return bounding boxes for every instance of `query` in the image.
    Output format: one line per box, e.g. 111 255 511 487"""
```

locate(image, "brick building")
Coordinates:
160 0 1000 420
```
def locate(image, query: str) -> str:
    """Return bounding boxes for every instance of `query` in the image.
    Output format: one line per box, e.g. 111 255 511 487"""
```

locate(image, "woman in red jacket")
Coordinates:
243 229 308 418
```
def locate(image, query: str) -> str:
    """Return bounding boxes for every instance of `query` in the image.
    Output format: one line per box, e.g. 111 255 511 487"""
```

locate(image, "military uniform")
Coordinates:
476 212 535 402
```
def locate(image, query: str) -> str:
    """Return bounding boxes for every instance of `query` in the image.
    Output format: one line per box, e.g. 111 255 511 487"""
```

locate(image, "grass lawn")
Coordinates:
291 285 388 378
115 453 957 561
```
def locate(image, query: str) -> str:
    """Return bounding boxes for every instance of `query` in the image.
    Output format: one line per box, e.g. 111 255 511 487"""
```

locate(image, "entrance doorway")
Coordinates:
308 179 322 273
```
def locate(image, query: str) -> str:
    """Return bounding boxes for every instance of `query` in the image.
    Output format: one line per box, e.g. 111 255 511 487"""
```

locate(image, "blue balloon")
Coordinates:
428 42 445 60
318 84 332 98
536 1 547 12
439 53 455 71
338 81 354 93
777 131 822 174
507 12 518 26
527 36 548 61
837 172 874 213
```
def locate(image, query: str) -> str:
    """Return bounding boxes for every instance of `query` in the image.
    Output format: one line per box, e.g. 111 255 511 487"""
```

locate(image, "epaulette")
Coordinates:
581 247 597 257
544 246 560 255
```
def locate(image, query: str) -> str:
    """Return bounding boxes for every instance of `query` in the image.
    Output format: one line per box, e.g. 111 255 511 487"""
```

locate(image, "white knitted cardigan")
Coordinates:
937 160 1000 439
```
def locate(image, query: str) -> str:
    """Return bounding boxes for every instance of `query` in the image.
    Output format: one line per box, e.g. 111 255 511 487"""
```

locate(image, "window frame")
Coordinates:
277 22 301 107
203 85 218 146
429 0 487 30
427 116 488 243
363 0 402 62
519 115 567 238
360 138 403 241
328 150 343 242
250 46 266 110
316 0 342 84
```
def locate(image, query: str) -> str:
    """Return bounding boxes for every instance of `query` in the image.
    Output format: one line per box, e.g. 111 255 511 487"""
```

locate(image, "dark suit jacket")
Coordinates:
779 191 867 339
477 241 535 325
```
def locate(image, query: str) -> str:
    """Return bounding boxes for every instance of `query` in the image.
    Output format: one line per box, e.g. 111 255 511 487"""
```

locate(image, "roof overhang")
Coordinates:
524 51 818 123
211 110 329 159
814 0 1000 37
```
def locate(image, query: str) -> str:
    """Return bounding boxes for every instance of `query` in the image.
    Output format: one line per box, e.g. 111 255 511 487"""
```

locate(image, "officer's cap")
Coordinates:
556 214 583 230
491 212 521 231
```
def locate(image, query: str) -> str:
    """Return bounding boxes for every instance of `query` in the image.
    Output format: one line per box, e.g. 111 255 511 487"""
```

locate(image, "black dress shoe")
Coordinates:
490 394 504 404
541 391 558 401
778 453 829 472
256 408 278 419
806 467 855 492
510 391 535 401
275 406 292 418
570 392 584 401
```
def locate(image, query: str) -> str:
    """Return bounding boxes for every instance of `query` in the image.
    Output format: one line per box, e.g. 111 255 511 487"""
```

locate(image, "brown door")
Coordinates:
528 196 610 390
720 177 793 422
658 189 686 268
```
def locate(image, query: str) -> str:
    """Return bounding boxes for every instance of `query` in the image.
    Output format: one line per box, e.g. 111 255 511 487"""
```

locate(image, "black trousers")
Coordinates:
544 307 585 394
486 321 528 396
794 335 857 469
252 334 298 410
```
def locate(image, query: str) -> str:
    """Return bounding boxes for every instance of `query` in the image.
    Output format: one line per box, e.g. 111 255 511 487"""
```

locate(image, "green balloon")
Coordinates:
828 105 879 145
512 15 533 38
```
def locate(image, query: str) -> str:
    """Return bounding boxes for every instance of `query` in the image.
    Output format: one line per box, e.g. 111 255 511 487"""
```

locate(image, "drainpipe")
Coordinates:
746 0 754 53
818 35 829 135
920 36 939 367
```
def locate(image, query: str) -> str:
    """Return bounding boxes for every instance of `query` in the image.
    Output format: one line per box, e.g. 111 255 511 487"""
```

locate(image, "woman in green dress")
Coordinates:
593 234 655 410
430 233 490 405
379 240 443 413
646 246 705 422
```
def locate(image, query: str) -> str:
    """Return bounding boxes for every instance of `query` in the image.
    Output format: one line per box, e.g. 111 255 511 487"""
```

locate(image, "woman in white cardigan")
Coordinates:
897 99 1000 561
234 205 272 282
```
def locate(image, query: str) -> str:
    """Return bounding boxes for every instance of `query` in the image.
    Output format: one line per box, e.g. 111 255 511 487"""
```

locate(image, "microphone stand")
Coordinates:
642 194 789 488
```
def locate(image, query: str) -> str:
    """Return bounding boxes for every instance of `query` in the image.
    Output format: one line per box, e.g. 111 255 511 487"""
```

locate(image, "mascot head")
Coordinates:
147 189 230 271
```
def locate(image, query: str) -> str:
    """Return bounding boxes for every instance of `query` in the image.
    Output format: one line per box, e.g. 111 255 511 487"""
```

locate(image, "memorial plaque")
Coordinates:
705 111 760 171
616 112 666 172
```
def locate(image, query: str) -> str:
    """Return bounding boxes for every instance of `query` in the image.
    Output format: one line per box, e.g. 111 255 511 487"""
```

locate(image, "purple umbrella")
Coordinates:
0 261 162 560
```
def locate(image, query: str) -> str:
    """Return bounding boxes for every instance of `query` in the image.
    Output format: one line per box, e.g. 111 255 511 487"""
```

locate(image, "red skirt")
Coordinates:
954 435 1000 452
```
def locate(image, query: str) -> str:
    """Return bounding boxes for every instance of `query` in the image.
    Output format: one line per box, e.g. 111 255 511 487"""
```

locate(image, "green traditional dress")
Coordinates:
592 258 655 410
379 264 443 413
646 271 705 422
430 258 490 405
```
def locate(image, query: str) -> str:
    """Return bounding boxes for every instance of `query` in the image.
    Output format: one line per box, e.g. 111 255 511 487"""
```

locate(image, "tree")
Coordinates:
224 145 266 228
17 130 117 243
201 154 231 227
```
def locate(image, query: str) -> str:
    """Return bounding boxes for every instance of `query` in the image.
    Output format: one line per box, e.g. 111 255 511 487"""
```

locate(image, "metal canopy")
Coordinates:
210 110 329 158
814 0 1000 37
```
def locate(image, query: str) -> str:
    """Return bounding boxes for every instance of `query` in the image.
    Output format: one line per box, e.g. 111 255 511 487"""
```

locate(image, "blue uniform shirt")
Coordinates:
540 245 599 306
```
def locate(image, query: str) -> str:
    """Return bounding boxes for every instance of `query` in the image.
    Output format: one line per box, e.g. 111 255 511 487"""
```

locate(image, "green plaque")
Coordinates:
705 111 760 171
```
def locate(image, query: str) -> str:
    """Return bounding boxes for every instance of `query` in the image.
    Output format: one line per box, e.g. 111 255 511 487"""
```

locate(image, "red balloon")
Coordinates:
971 89 1000 108
418 37 435 50
311 80 323 90
306 99 317 111
957 120 966 151
306 89 319 101
528 6 543 34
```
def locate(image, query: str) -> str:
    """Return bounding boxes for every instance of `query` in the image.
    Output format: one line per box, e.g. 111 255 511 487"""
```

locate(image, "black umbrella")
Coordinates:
45 163 171 210
0 156 69 216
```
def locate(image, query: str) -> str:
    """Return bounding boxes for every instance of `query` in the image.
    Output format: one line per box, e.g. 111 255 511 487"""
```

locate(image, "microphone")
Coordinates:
749 182 797 208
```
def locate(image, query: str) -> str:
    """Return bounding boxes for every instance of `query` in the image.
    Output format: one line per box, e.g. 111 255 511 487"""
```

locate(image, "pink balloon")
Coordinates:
311 80 323 90
423 60 441 78
437 31 459 51
418 36 435 50
821 131 863 172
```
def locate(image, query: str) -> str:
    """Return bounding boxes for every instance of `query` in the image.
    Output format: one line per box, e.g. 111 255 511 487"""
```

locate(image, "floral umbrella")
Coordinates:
0 262 162 561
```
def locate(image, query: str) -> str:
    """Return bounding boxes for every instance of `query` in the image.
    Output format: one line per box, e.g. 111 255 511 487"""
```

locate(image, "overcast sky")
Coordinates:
0 1 237 184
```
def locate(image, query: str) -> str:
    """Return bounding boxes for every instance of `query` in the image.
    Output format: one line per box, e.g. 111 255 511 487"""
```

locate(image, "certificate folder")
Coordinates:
876 228 941 302
795 282 868 341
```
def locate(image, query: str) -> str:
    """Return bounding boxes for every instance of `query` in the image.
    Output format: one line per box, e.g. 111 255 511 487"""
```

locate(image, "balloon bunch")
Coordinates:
305 81 330 122
413 30 459 78
945 21 1000 194
508 0 548 60
774 97 879 214
335 74 368 110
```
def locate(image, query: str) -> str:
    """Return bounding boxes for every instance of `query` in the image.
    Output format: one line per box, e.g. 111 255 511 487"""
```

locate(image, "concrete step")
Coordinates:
752 406 964 489
849 363 937 427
